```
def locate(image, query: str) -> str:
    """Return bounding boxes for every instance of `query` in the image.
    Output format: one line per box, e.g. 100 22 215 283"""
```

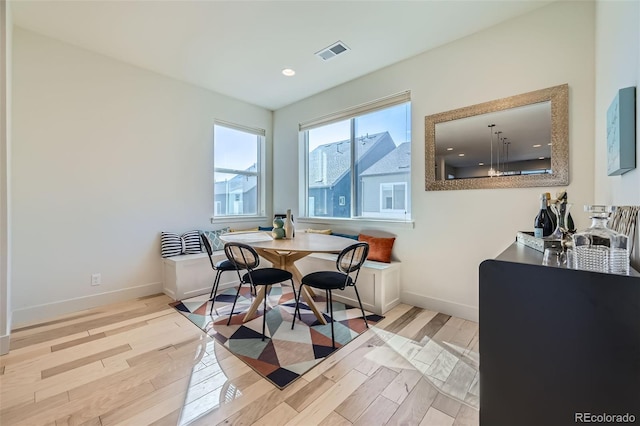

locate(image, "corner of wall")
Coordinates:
1 0 13 355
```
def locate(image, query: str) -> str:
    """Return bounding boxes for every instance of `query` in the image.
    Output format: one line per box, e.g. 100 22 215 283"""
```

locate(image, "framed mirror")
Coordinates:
425 84 568 190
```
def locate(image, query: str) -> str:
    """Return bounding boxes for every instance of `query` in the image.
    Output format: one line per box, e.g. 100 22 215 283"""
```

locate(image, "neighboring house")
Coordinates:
360 142 411 219
308 132 396 217
214 164 257 215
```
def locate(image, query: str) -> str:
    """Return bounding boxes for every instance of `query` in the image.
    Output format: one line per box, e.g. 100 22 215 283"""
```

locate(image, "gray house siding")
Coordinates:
360 142 411 218
361 173 410 215
308 132 396 217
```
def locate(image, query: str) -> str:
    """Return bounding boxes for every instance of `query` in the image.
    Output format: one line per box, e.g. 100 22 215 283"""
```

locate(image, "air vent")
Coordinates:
315 41 350 61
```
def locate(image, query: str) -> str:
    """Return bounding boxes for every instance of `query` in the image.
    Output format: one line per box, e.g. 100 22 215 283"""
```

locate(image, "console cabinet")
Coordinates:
479 243 640 426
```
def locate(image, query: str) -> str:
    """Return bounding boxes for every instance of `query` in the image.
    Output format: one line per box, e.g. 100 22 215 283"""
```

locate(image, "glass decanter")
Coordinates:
572 205 629 275
547 202 573 245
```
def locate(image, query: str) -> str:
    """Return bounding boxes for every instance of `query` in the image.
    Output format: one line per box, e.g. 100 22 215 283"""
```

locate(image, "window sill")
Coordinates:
210 215 268 225
297 216 414 229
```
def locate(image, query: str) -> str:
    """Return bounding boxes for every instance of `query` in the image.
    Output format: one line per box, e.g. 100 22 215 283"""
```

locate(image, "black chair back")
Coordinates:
224 242 260 271
201 234 216 269
336 242 369 276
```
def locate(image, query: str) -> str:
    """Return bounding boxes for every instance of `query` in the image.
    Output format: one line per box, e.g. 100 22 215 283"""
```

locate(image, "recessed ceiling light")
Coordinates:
478 162 484 166
548 143 553 146
447 147 454 151
458 153 465 157
533 144 541 148
282 68 296 77
539 157 545 160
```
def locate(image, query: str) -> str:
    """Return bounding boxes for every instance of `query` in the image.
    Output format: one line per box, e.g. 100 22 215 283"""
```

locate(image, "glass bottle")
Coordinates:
545 193 557 229
557 191 576 232
572 205 629 275
534 193 554 238
547 202 572 245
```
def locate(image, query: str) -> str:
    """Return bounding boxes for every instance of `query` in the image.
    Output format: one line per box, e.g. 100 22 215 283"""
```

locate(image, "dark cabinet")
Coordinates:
479 243 640 426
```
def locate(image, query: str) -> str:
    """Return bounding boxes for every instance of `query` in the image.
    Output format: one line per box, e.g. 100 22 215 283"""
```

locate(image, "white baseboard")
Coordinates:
401 291 479 322
11 282 163 327
0 333 10 355
176 282 237 301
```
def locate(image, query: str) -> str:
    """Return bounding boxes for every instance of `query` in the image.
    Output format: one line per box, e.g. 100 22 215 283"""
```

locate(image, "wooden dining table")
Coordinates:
219 231 356 325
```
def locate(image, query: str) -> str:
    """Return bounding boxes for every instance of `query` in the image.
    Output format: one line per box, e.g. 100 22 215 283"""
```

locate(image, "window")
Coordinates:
380 183 407 212
301 92 411 220
213 122 265 217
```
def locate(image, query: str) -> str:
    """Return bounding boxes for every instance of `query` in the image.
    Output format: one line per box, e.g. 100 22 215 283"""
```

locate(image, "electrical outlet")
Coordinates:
91 273 101 286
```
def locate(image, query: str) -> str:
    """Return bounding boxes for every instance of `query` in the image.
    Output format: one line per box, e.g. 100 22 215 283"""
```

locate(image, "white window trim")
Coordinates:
380 182 408 213
299 91 410 131
297 216 414 229
213 120 266 220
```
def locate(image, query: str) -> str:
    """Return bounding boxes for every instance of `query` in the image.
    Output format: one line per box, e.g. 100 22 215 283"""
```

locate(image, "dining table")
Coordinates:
218 231 357 325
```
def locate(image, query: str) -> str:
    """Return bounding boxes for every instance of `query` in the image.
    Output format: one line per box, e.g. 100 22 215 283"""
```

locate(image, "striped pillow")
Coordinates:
161 230 202 258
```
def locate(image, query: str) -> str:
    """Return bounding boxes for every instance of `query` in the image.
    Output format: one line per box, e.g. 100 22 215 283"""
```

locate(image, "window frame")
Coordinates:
380 182 408 213
212 120 266 220
299 92 412 222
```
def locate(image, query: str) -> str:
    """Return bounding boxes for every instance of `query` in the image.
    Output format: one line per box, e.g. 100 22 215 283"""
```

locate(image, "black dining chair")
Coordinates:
292 242 370 348
224 242 297 341
201 234 242 316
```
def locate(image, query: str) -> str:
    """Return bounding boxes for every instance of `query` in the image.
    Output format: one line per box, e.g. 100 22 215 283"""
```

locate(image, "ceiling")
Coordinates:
11 1 552 110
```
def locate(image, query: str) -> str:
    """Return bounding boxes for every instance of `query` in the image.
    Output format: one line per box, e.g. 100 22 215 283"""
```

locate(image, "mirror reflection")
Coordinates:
435 101 551 180
425 84 569 191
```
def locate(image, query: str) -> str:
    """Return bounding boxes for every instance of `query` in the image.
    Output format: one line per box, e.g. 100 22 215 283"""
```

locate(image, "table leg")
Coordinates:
250 248 327 325
243 285 269 322
300 285 327 325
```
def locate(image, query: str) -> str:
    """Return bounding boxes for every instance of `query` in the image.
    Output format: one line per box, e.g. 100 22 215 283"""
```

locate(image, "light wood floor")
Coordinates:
0 294 479 426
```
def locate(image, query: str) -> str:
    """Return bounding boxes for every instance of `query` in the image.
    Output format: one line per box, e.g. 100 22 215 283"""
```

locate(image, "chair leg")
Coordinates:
262 287 267 341
289 280 301 320
291 283 303 330
209 270 223 316
352 284 369 328
227 283 243 326
328 290 335 349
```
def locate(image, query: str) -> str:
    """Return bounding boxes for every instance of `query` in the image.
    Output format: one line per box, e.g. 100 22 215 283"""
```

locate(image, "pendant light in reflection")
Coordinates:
488 124 496 177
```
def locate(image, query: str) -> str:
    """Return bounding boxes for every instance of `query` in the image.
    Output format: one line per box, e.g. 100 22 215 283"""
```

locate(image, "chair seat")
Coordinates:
242 268 293 286
215 259 237 271
302 271 353 290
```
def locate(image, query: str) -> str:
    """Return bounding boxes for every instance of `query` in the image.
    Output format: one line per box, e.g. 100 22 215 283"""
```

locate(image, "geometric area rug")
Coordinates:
170 283 383 389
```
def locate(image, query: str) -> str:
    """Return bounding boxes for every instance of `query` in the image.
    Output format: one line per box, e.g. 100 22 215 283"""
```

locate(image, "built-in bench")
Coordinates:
162 251 401 315
296 253 401 315
162 251 234 300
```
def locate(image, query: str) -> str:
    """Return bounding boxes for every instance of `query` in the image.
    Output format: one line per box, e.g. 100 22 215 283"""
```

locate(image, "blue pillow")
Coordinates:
332 232 359 240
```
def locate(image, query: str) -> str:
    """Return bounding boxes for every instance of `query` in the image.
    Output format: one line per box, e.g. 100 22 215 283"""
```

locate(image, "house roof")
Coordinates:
360 142 411 177
308 132 392 189
214 164 257 194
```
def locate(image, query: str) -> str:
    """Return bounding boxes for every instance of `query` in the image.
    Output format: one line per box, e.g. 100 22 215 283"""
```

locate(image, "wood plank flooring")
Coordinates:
0 294 479 425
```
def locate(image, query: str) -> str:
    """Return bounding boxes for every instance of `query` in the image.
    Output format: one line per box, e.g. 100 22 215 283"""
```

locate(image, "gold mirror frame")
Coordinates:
425 84 569 190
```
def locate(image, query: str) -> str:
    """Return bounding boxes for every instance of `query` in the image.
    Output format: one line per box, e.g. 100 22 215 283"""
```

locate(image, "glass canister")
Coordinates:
572 205 629 275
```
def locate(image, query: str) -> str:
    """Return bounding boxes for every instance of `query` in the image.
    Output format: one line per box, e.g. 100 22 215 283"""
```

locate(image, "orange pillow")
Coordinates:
358 234 395 263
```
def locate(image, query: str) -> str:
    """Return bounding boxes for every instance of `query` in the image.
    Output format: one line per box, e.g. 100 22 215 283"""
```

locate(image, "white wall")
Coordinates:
1 0 13 354
11 28 273 325
594 0 640 269
274 1 596 321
